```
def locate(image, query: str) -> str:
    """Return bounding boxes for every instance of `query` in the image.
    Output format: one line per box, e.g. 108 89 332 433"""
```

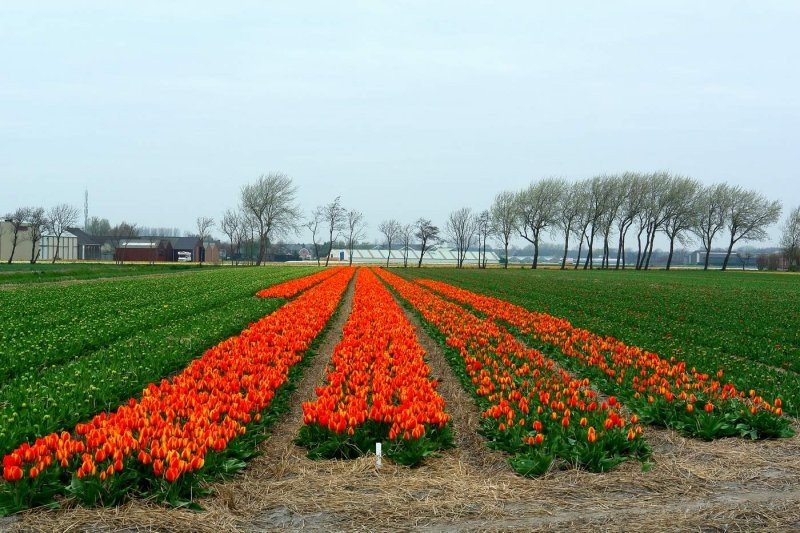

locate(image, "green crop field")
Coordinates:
0 266 318 454
0 262 206 285
400 268 800 416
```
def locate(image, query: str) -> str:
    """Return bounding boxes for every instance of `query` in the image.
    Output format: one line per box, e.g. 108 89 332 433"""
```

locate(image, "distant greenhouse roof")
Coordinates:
342 248 500 265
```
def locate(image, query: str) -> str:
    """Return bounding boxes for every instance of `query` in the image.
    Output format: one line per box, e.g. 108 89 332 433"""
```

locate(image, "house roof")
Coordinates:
66 227 101 245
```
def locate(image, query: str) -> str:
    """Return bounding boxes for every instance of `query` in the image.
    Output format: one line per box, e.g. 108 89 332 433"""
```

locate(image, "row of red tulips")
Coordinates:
0 268 355 513
298 268 451 464
255 267 341 298
375 269 649 475
417 279 792 440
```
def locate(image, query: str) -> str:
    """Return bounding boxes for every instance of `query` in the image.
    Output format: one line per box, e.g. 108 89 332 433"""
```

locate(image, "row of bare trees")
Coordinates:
218 173 302 266
370 174 784 271
483 173 783 271
3 204 80 264
304 196 367 266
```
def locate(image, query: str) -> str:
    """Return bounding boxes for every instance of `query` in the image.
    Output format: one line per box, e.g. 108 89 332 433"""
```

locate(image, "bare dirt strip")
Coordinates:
4 271 800 531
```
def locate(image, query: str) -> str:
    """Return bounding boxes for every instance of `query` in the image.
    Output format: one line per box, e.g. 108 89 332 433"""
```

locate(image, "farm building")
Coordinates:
67 227 104 260
167 237 220 263
0 220 34 262
116 239 174 263
0 221 79 262
38 231 79 261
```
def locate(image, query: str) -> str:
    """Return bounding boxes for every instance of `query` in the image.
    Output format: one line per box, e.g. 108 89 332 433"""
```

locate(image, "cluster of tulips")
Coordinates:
255 267 340 298
417 279 792 440
376 269 648 475
0 268 355 512
298 268 451 465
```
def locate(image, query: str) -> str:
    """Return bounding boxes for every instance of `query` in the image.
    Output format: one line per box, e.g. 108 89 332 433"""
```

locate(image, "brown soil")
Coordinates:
5 270 800 532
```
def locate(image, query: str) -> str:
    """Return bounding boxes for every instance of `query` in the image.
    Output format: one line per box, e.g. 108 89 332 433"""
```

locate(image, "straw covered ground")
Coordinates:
3 276 800 532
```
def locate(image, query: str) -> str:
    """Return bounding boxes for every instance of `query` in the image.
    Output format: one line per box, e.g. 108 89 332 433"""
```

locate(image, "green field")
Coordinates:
399 268 800 416
0 266 317 454
0 262 205 285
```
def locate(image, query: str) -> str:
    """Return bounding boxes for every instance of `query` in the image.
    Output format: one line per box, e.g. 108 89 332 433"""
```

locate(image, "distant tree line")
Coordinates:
372 173 784 271
4 171 797 271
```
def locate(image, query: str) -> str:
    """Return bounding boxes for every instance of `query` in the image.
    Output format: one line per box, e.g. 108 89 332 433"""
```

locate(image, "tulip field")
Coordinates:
0 265 797 529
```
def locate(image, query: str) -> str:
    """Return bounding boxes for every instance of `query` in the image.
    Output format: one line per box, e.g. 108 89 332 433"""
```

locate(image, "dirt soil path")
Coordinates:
5 270 800 531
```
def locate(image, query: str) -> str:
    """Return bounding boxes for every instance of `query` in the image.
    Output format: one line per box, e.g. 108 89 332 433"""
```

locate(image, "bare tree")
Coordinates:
596 176 625 269
85 216 111 236
446 207 477 268
571 180 593 270
27 207 47 264
305 207 324 266
240 173 301 266
219 209 241 265
476 210 491 268
692 183 730 271
780 206 800 269
320 196 346 266
555 181 583 270
736 249 755 270
415 218 439 268
634 174 671 270
615 173 647 269
721 188 782 271
378 219 402 268
401 223 414 268
345 209 366 266
45 204 80 263
196 216 214 265
4 207 29 264
236 211 254 265
517 178 565 269
490 190 517 269
661 176 701 270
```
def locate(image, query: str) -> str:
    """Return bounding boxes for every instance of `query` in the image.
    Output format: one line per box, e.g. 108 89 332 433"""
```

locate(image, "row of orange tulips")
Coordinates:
298 268 451 464
417 279 792 440
255 267 341 298
375 269 648 475
0 268 355 513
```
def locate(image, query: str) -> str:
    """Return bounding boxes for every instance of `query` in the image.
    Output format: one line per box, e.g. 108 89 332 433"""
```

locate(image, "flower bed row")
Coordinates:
256 267 340 298
297 268 451 465
375 269 648 475
0 268 355 514
416 279 792 440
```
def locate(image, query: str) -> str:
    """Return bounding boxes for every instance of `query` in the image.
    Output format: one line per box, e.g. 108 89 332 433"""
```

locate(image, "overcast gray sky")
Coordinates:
1 1 798 247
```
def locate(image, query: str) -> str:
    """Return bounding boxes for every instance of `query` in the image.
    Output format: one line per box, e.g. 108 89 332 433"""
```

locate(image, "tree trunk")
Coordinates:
703 242 711 270
635 226 645 270
256 236 266 266
52 235 60 263
8 235 18 263
583 229 595 270
561 231 570 270
574 236 583 270
666 235 675 270
615 226 626 269
504 241 509 269
532 238 539 269
722 237 736 271
385 240 391 268
644 232 656 270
